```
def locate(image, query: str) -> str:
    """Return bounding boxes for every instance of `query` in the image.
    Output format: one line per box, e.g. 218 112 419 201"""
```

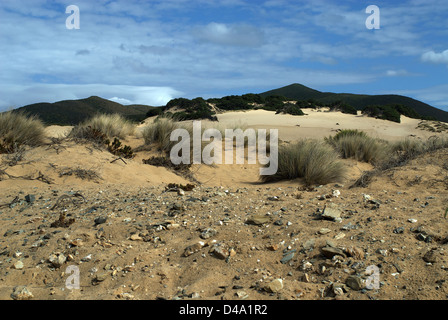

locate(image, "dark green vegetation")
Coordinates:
162 97 217 121
12 96 159 126
260 83 447 122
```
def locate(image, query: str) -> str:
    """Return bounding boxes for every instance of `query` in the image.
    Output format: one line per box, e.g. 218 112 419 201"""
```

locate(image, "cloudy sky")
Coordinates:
0 0 447 111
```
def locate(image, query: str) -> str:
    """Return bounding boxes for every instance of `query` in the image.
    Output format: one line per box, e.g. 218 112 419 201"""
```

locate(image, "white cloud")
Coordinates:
193 22 265 47
421 50 448 65
386 69 409 77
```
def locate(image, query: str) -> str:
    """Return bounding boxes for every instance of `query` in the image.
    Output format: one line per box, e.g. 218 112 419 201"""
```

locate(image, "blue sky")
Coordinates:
0 0 447 111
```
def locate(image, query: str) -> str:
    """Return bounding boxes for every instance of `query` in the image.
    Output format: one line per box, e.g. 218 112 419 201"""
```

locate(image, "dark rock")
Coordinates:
321 246 346 258
393 227 405 234
25 194 35 204
346 275 364 291
94 216 107 225
280 249 296 264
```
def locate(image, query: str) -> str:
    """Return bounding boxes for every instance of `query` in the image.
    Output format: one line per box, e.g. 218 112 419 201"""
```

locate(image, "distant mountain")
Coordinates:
260 83 448 123
12 96 158 125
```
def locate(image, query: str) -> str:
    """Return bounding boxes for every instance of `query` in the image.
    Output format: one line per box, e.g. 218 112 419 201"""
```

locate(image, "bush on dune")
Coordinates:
325 129 388 164
0 111 46 153
261 139 346 186
142 117 193 153
69 113 135 140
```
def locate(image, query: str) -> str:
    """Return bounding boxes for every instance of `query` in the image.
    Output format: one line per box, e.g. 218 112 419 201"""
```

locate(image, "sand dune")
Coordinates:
1 110 447 302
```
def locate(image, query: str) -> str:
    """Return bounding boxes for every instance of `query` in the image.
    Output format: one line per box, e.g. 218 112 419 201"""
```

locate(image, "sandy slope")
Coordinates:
215 109 434 142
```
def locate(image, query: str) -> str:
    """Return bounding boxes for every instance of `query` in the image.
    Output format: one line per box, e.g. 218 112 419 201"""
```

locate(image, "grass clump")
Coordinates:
0 111 46 153
261 139 346 186
142 117 191 153
326 129 388 164
68 113 135 158
70 113 135 140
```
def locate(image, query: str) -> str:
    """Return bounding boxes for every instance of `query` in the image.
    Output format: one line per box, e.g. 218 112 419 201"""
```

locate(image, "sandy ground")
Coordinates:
1 110 447 302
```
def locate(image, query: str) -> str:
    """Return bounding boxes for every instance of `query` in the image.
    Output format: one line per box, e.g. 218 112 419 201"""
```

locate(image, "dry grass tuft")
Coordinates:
261 139 346 186
69 113 135 140
0 111 46 153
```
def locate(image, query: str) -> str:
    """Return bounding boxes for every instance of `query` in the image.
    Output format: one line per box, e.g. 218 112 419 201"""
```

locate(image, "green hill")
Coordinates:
260 83 448 122
12 96 159 125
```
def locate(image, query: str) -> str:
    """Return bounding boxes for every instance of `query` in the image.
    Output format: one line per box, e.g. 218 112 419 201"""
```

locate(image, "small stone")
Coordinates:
130 233 142 241
235 291 249 299
13 261 24 269
200 228 217 239
321 203 342 221
321 246 346 258
423 249 438 263
69 239 84 247
25 194 35 204
210 243 229 260
246 215 271 225
318 228 331 235
334 232 345 240
265 278 283 293
11 286 33 300
408 218 418 223
183 242 205 257
94 216 107 225
303 239 315 251
345 246 365 260
48 252 66 268
93 272 109 285
280 250 296 264
346 275 364 291
81 254 92 262
394 227 405 234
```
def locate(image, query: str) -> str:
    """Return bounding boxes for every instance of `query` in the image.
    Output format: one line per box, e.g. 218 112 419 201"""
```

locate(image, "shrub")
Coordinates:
0 111 46 153
145 108 163 117
326 130 387 164
70 113 135 140
362 105 401 123
260 139 346 186
391 138 425 158
328 101 357 115
276 103 305 116
142 117 192 153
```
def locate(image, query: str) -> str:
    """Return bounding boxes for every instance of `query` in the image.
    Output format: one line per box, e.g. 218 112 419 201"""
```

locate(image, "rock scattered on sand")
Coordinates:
11 286 33 300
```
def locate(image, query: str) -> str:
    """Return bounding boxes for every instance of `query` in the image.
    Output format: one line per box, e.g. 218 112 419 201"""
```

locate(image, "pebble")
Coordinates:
11 286 34 300
321 203 342 221
200 228 217 239
13 260 24 269
423 249 438 263
318 228 331 235
94 216 107 225
183 242 206 257
280 249 296 264
48 252 66 268
265 278 283 293
246 215 271 225
321 246 346 258
346 275 364 291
